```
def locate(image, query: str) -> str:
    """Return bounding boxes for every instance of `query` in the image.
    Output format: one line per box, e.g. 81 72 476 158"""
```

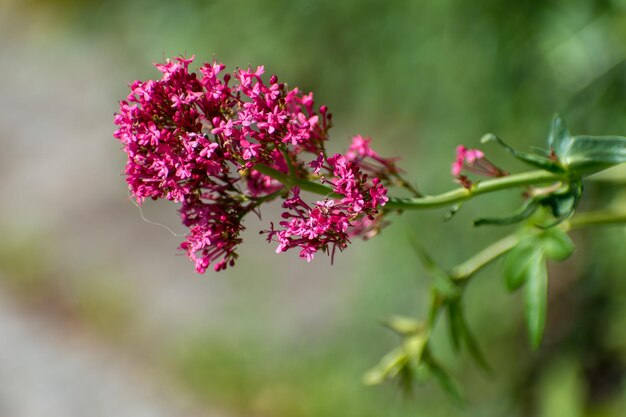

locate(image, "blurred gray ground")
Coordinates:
0 5 349 415
0 290 216 417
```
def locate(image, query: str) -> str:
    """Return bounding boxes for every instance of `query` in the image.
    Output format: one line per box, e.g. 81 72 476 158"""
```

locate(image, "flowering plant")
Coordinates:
114 56 626 400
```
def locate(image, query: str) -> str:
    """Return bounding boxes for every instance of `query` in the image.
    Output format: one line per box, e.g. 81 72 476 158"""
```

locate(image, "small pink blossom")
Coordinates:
452 146 485 176
451 145 506 188
310 153 325 175
240 139 262 160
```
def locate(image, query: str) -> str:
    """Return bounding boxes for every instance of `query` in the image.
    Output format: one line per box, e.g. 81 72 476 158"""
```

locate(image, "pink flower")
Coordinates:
346 135 376 159
246 170 282 197
211 119 234 137
369 178 389 208
451 145 506 188
452 146 485 176
309 153 325 175
345 135 400 176
240 139 262 160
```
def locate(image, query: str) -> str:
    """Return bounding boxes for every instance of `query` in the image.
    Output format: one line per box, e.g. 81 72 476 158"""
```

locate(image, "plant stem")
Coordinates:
253 165 338 197
450 210 626 281
385 170 565 210
391 172 423 197
254 165 567 210
568 211 626 228
450 233 522 280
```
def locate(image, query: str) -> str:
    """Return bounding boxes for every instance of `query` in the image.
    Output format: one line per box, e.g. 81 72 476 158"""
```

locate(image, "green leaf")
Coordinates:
503 240 540 291
482 133 563 173
363 333 428 386
396 363 415 395
546 193 577 219
542 228 575 261
409 236 439 273
562 135 626 176
525 254 548 350
403 334 428 359
382 316 424 337
536 181 583 228
547 114 571 160
427 359 464 405
459 314 491 373
509 151 563 173
363 347 408 385
474 198 540 227
446 300 491 372
409 237 460 299
544 115 626 175
447 301 463 352
362 368 387 386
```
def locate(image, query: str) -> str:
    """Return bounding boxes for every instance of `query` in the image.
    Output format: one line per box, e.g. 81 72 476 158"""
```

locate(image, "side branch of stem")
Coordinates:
450 210 626 282
253 165 566 210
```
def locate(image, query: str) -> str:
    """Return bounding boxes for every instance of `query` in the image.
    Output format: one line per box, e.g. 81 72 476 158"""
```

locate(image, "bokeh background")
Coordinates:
1 0 626 416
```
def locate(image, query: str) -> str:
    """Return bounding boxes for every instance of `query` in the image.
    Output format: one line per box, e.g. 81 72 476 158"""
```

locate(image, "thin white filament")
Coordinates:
128 193 185 237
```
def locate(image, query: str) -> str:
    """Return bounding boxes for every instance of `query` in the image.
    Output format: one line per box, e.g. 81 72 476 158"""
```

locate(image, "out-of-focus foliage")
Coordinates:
2 0 626 416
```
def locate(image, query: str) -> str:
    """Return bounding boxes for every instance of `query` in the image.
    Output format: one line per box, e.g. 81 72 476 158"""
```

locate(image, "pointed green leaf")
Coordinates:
397 363 415 395
459 313 492 373
482 133 563 173
542 228 575 261
409 237 459 299
537 181 583 228
546 193 577 219
547 114 571 160
362 367 388 386
409 236 439 273
446 300 491 371
427 360 464 405
503 241 540 291
474 198 540 227
531 146 553 157
382 315 424 337
403 334 428 359
562 135 626 176
525 254 548 350
537 194 576 228
447 301 463 352
508 151 564 173
363 347 408 385
587 164 626 183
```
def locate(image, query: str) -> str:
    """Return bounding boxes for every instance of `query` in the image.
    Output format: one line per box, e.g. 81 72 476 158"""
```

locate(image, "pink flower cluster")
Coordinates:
266 151 390 262
114 56 394 272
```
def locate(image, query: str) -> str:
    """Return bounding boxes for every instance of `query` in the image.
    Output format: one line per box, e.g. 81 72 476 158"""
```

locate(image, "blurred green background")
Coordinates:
1 0 626 416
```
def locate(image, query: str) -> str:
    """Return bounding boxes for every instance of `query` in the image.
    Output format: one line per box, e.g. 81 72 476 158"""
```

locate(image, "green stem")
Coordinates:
280 147 297 180
253 164 338 197
391 172 423 197
254 165 566 210
450 210 626 281
568 211 626 228
450 233 522 280
385 170 565 210
250 188 284 205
